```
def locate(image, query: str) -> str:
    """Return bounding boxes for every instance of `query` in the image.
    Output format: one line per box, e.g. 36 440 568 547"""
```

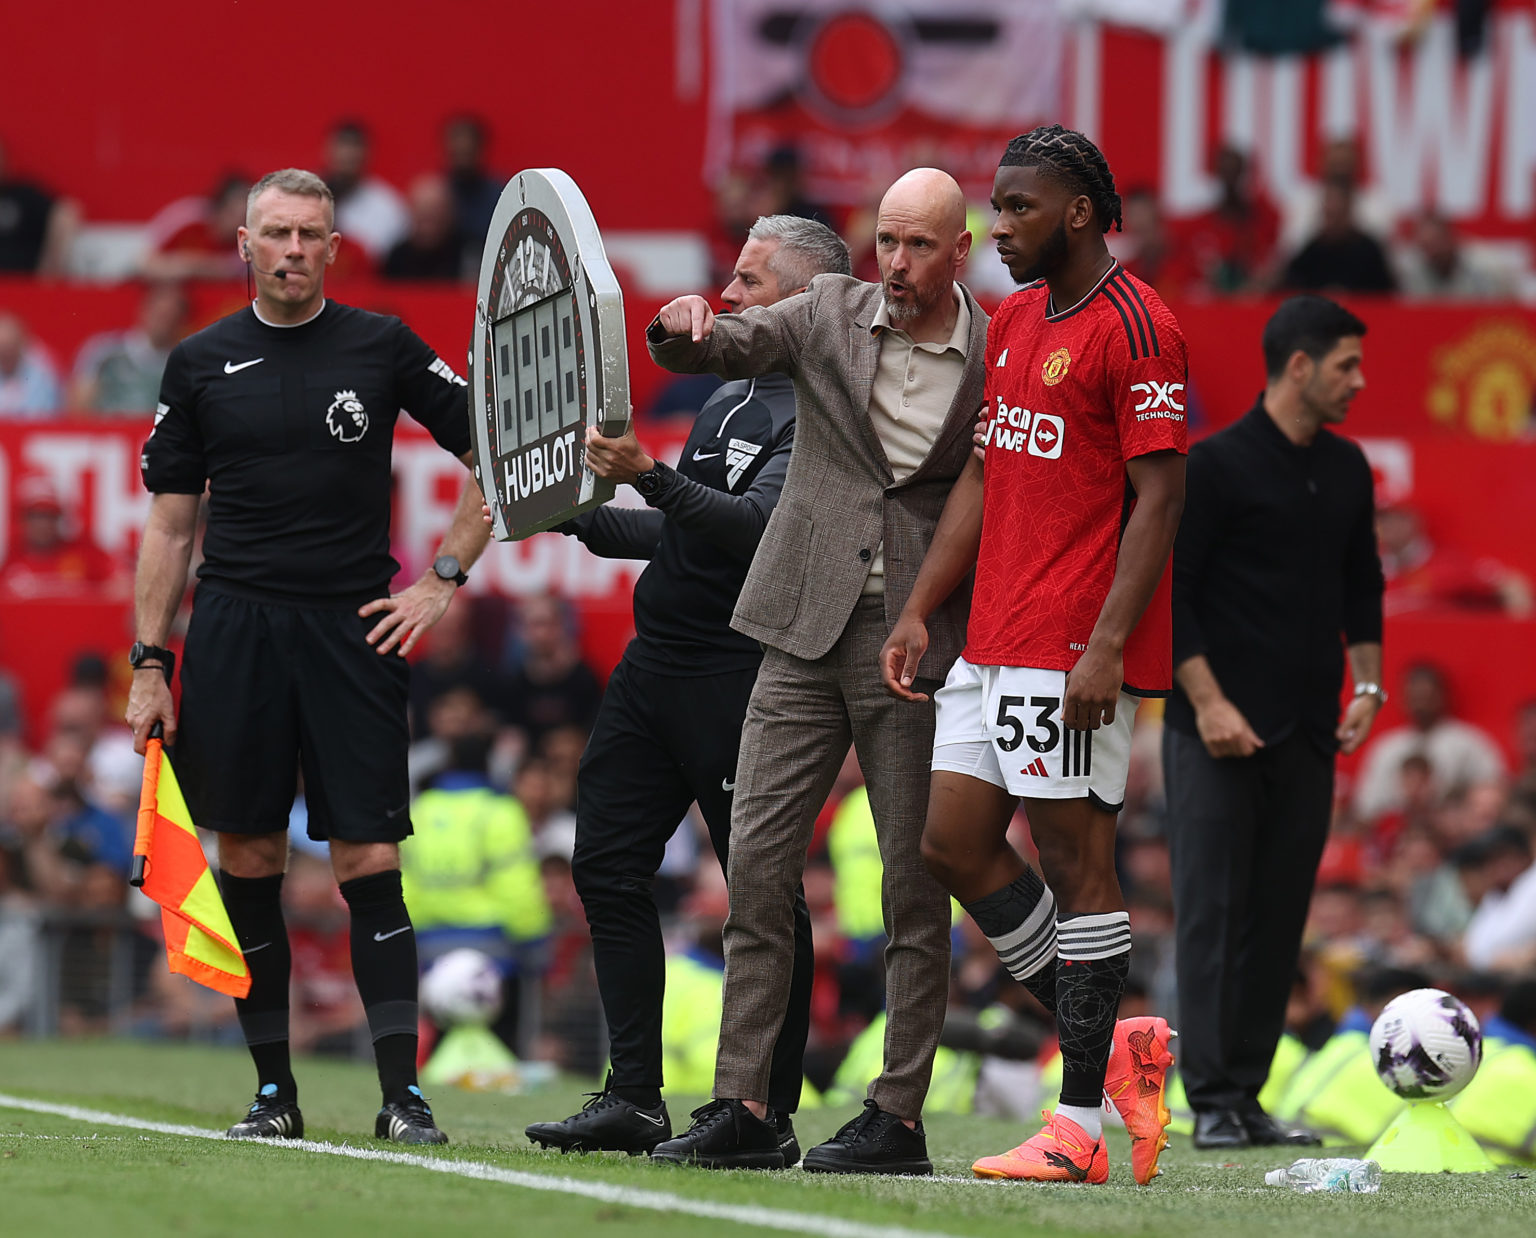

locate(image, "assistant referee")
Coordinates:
127 168 490 1146
522 216 850 1159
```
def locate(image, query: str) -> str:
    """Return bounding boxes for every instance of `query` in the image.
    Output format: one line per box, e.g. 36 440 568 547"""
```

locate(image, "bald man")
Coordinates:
646 171 989 1173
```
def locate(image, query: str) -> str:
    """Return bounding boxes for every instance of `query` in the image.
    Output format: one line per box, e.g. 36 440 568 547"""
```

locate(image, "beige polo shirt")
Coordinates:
862 284 971 594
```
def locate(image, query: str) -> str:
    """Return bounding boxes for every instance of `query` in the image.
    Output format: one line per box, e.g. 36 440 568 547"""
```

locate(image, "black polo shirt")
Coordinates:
1166 396 1384 753
142 301 472 603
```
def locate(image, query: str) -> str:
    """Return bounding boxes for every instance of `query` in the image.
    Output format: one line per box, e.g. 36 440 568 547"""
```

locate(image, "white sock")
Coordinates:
1054 1103 1103 1141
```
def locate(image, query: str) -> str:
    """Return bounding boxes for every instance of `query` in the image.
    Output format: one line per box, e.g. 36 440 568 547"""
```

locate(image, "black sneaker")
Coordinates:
226 1084 303 1140
526 1087 672 1154
801 1099 933 1175
776 1111 801 1166
649 1099 785 1169
375 1085 449 1145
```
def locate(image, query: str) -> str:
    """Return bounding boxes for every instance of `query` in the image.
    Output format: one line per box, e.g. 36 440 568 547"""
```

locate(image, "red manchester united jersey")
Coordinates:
964 262 1188 693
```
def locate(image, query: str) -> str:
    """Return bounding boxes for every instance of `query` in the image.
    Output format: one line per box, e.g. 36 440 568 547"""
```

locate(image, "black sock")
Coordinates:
611 1085 663 1108
1055 912 1132 1108
962 870 1058 1014
339 869 420 1104
220 871 296 1103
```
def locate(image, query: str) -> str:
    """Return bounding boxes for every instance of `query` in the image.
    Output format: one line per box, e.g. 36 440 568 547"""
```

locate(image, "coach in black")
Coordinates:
523 216 850 1159
1164 295 1385 1149
128 168 490 1146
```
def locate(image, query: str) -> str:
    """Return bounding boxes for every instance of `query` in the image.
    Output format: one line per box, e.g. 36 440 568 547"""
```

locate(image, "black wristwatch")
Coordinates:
432 554 468 587
129 641 176 679
634 460 669 500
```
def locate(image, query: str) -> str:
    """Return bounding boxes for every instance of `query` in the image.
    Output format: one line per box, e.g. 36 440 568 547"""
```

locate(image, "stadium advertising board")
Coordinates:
469 169 631 540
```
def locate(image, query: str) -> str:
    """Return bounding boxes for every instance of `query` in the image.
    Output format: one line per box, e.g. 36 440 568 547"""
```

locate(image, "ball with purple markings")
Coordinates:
420 948 504 1027
1369 987 1482 1101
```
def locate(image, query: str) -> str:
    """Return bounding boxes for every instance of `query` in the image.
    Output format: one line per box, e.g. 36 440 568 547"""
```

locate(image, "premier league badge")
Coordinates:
469 169 631 539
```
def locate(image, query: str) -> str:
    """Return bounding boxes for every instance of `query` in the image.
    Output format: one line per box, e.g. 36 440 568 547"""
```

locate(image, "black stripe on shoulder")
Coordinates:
1113 274 1161 357
1101 282 1143 360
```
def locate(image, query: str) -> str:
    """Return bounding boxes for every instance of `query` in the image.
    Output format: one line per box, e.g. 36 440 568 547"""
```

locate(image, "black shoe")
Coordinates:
776 1111 801 1166
801 1100 933 1176
649 1099 785 1169
226 1084 303 1140
376 1085 449 1145
1241 1108 1320 1147
525 1088 672 1154
1192 1108 1249 1150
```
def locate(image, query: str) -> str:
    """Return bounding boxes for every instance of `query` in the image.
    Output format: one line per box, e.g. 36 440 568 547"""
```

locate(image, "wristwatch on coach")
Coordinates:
129 641 176 679
1353 681 1388 706
634 460 669 500
432 554 468 587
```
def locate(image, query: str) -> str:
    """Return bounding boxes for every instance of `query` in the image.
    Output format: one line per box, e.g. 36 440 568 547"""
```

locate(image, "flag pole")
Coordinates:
130 720 166 888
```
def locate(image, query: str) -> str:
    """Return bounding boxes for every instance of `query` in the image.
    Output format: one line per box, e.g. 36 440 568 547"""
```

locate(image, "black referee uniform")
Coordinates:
143 301 472 837
560 372 813 1115
1164 396 1382 1134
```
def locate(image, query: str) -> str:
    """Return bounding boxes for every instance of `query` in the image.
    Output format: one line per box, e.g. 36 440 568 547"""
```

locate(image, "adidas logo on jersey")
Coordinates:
995 348 1009 367
989 401 1064 460
1020 757 1049 777
725 437 762 490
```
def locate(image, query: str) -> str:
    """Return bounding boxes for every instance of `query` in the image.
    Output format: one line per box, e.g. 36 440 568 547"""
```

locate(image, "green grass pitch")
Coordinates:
0 1039 1531 1238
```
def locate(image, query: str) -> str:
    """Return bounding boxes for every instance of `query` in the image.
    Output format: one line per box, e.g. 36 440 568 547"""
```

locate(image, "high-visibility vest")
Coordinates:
1449 1037 1536 1166
824 1012 979 1115
402 785 551 943
1274 1028 1404 1146
827 788 886 942
1164 1032 1309 1135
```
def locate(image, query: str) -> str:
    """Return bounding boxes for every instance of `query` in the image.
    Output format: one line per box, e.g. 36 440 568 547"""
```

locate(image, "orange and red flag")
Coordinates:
132 734 250 998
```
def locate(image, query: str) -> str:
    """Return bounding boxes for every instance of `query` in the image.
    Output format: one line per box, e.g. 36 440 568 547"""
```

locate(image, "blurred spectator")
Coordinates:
141 173 251 282
68 282 190 415
757 144 836 230
1353 663 1506 824
1396 210 1511 300
0 311 63 417
1414 826 1533 945
1463 837 1536 973
1279 136 1395 257
321 119 409 264
1110 187 1198 298
407 682 495 796
382 174 468 282
1281 180 1397 294
1184 145 1281 293
513 755 577 862
407 597 512 740
502 595 602 753
1377 501 1532 618
441 114 502 263
0 475 130 599
0 136 80 276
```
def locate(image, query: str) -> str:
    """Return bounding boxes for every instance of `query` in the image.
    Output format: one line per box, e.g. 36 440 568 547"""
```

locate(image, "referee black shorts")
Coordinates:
176 584 412 843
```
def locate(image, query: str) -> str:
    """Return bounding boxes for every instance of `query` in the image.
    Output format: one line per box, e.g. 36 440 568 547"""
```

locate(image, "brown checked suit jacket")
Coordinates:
649 274 988 672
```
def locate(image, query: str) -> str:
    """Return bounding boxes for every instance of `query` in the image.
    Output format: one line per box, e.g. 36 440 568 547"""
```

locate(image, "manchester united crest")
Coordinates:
1042 347 1071 387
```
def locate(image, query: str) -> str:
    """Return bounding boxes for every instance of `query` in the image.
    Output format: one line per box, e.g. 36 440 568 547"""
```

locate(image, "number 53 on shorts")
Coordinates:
931 658 1138 810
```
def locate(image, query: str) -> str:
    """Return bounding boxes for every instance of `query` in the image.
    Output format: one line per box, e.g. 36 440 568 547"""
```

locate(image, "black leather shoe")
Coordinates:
801 1100 933 1175
1241 1108 1321 1147
776 1111 802 1166
649 1099 785 1169
525 1088 671 1154
1192 1108 1249 1150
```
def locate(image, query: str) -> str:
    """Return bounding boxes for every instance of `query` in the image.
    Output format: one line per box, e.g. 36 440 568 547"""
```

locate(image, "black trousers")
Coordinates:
1163 726 1333 1113
573 657 814 1113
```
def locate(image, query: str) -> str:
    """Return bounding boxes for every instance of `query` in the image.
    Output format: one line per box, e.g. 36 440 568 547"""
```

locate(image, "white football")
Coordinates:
420 948 504 1027
1369 987 1482 1101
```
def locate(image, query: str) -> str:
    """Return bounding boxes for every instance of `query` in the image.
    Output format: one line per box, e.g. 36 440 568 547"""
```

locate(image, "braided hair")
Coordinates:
999 125 1123 234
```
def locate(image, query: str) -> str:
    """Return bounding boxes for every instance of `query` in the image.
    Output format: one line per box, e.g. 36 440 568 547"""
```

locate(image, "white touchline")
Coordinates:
0 1094 964 1238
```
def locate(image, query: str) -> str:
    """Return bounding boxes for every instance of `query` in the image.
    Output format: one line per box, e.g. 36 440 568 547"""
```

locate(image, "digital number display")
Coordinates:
492 289 582 453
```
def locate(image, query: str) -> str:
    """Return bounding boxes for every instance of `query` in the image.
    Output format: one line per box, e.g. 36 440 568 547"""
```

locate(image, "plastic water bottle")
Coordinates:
1264 1158 1383 1193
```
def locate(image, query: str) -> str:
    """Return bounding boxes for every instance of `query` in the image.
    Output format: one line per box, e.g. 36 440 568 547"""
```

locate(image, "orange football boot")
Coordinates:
972 1110 1108 1183
1103 1015 1177 1185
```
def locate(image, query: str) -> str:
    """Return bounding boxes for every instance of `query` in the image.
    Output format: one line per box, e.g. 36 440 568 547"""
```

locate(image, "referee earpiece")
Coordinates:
242 244 251 260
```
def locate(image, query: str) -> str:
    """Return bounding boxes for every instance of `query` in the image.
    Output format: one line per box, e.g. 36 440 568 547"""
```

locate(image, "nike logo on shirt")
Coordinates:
692 450 720 461
373 926 412 942
224 358 265 374
243 941 272 954
722 778 736 791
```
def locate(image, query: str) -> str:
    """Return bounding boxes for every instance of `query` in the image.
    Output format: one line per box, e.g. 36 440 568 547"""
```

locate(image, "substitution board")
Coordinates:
469 168 631 539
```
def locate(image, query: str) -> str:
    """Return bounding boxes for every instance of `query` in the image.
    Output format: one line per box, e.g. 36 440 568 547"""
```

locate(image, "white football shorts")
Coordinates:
931 657 1137 811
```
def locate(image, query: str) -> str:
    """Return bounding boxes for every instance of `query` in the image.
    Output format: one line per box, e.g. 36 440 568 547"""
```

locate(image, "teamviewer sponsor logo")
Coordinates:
1130 380 1185 422
1027 413 1064 459
989 402 1065 459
